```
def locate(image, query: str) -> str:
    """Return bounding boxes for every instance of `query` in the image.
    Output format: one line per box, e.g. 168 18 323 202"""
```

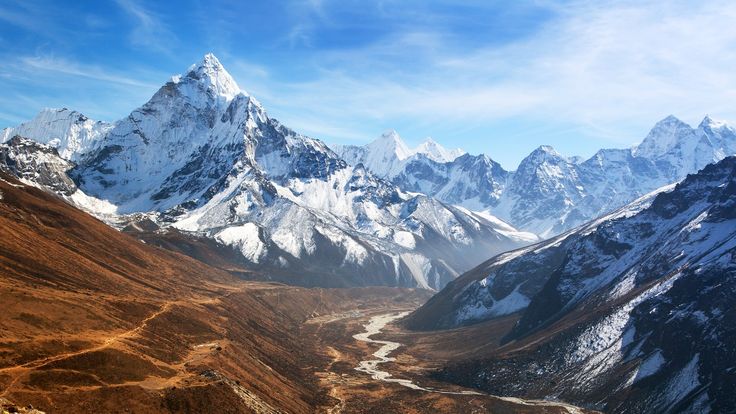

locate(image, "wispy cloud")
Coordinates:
17 55 159 88
115 0 177 53
251 0 736 149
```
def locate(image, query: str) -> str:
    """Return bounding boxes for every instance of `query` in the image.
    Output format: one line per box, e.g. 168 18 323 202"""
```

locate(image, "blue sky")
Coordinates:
1 0 735 169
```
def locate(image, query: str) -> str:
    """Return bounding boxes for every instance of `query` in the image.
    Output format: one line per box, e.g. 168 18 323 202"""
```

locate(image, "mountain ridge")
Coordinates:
0 53 534 290
335 114 736 237
405 156 736 413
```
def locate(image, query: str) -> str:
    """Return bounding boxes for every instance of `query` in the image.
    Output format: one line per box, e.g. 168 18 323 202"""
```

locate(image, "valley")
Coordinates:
0 171 595 413
1 51 734 413
303 303 596 414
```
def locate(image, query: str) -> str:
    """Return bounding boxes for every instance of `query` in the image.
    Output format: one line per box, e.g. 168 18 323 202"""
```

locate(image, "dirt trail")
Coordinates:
0 300 177 375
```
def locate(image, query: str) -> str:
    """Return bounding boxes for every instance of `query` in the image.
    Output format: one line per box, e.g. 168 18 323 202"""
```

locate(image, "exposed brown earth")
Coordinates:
0 172 594 413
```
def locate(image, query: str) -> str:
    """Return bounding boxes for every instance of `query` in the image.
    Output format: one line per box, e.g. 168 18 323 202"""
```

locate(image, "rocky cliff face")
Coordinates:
407 157 736 413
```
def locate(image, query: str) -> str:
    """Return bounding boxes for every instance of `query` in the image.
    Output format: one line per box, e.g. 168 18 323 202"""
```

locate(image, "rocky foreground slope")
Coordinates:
1 170 595 413
406 157 736 413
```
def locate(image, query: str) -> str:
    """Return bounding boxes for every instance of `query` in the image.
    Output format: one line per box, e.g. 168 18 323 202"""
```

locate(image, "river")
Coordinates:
352 311 586 413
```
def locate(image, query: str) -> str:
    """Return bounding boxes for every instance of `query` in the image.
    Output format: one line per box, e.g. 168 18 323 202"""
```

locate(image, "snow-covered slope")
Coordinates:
1 108 112 161
339 116 736 238
408 156 736 413
1 54 534 290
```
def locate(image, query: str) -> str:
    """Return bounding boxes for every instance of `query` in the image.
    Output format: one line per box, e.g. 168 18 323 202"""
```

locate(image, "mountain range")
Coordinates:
406 156 736 413
337 116 736 237
0 54 535 290
2 53 736 291
1 52 735 413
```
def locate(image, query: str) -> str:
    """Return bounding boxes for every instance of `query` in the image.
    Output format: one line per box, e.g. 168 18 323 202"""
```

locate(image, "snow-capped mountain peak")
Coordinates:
0 108 112 160
518 145 566 167
415 137 466 162
333 130 468 180
178 53 243 106
632 114 695 158
367 129 413 160
0 55 534 290
698 114 731 131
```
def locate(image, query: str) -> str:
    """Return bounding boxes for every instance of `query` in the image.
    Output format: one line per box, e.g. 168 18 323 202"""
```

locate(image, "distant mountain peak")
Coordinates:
367 130 413 160
415 137 466 162
1 107 111 160
633 114 695 158
522 145 563 164
699 114 730 130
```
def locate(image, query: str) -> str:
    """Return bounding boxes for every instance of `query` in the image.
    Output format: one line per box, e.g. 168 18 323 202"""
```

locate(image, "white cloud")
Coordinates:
247 0 736 146
115 0 177 53
18 55 160 88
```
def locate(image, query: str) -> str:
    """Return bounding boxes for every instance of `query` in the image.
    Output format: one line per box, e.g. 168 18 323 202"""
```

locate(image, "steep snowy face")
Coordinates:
410 157 736 413
494 145 586 237
633 115 696 159
0 108 112 160
73 54 272 211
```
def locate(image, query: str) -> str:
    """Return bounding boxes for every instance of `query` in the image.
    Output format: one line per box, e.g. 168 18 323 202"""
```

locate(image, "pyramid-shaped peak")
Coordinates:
415 137 466 162
533 145 560 155
181 53 242 102
367 130 412 160
633 115 696 158
379 129 402 141
699 115 729 130
199 53 223 69
652 115 690 129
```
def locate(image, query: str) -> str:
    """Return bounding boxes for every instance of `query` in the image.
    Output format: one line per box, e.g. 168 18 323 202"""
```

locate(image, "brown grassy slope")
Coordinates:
0 172 367 413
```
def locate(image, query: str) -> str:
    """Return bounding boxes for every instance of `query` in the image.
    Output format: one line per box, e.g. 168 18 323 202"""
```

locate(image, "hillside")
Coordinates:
405 157 736 413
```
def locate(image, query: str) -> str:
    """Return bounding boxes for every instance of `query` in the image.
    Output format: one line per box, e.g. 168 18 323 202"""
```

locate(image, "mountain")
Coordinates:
1 108 111 161
333 130 466 178
406 156 736 413
338 116 736 237
0 54 535 290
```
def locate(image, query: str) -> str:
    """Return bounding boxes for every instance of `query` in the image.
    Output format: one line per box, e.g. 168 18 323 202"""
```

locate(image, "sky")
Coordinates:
1 0 735 169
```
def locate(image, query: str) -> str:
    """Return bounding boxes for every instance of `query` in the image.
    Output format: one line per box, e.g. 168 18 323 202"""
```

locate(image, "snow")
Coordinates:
393 231 416 249
633 350 666 383
1 108 112 160
664 354 701 409
568 271 684 379
414 138 466 162
332 130 466 179
454 283 531 323
68 190 119 217
215 223 266 263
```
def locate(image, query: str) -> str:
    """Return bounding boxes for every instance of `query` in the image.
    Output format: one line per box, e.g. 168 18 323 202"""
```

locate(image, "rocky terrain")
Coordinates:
0 170 599 413
405 157 736 413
